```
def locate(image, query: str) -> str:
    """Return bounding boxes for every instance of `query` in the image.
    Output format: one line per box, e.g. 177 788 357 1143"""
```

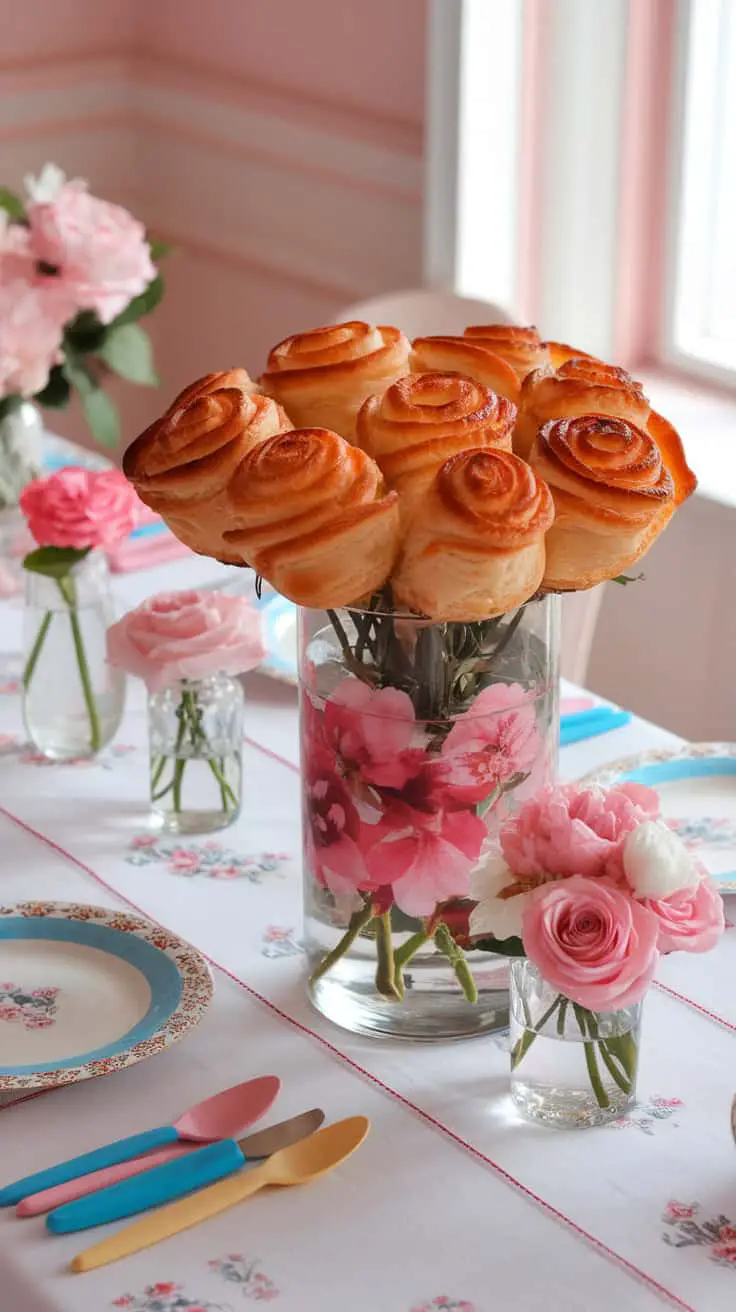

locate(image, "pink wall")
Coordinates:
0 0 134 61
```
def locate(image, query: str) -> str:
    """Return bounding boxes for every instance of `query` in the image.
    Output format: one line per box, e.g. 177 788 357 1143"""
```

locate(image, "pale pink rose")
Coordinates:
0 277 73 399
522 875 660 1011
28 183 155 324
20 468 139 549
106 589 265 690
501 783 660 882
323 680 425 787
437 683 540 804
365 794 487 917
641 875 725 953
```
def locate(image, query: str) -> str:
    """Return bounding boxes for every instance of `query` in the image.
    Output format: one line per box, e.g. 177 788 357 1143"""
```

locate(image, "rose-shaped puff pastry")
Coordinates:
529 414 676 590
391 447 554 620
356 372 516 518
260 322 410 440
410 335 521 406
223 428 401 607
123 372 292 564
514 357 651 460
463 325 551 379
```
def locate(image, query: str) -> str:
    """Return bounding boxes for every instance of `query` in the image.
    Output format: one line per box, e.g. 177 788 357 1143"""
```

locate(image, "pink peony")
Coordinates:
365 789 487 917
437 683 540 804
20 467 139 549
522 875 660 1011
0 277 73 399
501 783 660 882
106 589 265 690
323 680 424 787
641 875 725 954
28 182 155 324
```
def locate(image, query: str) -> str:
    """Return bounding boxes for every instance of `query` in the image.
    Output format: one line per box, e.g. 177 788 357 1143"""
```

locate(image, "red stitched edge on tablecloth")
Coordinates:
0 805 695 1312
240 735 736 1038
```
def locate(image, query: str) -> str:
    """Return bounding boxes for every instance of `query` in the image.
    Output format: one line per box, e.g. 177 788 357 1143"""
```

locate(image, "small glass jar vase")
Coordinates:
509 958 642 1128
148 673 244 834
22 549 125 760
300 595 560 1041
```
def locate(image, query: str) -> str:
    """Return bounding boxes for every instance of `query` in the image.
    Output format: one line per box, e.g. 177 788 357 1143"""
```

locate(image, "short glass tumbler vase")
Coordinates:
148 673 244 834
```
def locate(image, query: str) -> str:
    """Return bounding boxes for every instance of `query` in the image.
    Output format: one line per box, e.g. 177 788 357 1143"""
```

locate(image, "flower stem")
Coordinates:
573 1004 610 1108
170 694 190 813
511 993 564 1070
56 575 101 753
22 610 53 688
375 912 401 999
150 754 167 793
309 900 374 986
433 923 478 1003
326 609 377 687
393 928 430 985
556 997 569 1037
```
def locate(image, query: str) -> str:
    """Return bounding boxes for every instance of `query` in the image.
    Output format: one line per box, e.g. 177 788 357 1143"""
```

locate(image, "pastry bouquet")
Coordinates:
124 320 695 620
123 321 697 1014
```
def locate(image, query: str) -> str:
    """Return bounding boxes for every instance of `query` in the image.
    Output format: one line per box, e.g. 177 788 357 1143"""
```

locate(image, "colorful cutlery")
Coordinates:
70 1116 370 1272
0 1076 280 1208
48 1108 326 1234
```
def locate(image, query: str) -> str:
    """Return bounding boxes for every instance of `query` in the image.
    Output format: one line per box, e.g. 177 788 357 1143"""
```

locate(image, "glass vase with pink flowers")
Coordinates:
468 783 725 1125
300 593 560 1040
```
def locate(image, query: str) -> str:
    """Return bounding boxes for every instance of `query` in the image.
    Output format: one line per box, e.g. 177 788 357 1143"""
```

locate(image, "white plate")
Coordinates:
584 742 736 892
0 902 213 1091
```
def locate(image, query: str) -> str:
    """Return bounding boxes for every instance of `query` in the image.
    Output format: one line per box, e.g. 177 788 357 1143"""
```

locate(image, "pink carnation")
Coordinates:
20 467 139 549
522 875 660 1011
437 682 540 804
28 182 156 324
0 277 73 399
323 680 424 788
641 875 725 954
501 783 660 881
106 589 265 690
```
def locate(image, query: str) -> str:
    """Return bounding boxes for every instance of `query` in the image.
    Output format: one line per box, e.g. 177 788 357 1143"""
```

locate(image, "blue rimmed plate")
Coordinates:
584 743 736 892
0 903 213 1091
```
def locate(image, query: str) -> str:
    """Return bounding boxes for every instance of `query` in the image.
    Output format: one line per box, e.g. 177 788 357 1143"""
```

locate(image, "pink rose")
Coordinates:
28 183 155 324
522 875 660 1011
106 589 265 690
438 683 540 804
323 680 424 787
501 783 660 881
20 468 139 549
0 277 74 399
641 875 725 953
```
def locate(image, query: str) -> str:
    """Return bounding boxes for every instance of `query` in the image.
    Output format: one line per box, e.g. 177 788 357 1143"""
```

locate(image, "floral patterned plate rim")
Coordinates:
583 742 736 892
0 901 213 1091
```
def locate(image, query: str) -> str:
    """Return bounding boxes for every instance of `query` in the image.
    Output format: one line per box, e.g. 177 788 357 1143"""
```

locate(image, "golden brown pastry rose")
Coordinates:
356 372 516 516
392 447 554 620
223 428 401 607
260 321 410 440
529 414 676 590
514 357 651 461
463 325 551 379
123 373 292 564
410 335 521 406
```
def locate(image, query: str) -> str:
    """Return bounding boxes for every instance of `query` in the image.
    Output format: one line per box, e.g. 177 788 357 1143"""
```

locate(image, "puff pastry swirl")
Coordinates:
463 325 551 379
410 335 520 406
514 357 651 460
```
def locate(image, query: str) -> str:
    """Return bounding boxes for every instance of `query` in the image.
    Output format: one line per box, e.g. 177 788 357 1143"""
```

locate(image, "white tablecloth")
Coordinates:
0 557 734 1312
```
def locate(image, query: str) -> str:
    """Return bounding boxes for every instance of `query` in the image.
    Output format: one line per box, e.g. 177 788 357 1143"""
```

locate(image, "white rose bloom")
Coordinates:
468 847 526 941
623 820 700 900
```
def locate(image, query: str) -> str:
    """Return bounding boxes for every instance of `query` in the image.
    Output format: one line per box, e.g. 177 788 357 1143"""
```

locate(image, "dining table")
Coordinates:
0 534 734 1312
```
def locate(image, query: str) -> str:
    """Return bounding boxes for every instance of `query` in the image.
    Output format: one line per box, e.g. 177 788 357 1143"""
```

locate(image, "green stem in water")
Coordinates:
433 922 477 1003
573 1004 610 1109
22 610 53 689
56 575 101 753
375 912 401 999
556 997 569 1037
511 993 564 1070
309 900 374 986
150 754 167 794
170 693 190 814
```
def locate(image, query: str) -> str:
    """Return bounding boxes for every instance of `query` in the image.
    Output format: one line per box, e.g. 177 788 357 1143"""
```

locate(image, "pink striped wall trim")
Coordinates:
0 804 697 1311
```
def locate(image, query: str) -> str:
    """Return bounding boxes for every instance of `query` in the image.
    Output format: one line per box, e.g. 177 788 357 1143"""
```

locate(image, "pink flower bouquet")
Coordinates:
467 782 724 1116
107 589 265 824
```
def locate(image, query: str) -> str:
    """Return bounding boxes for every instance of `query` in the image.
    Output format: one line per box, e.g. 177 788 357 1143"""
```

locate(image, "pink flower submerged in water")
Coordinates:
437 683 540 804
501 782 660 882
323 681 425 788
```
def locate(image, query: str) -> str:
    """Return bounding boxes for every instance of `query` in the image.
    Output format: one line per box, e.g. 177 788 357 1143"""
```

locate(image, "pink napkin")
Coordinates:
107 506 191 573
560 696 595 715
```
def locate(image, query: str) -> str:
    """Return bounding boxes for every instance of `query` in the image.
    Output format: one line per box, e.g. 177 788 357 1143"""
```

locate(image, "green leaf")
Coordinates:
472 933 526 958
65 309 108 354
0 394 23 423
148 238 174 262
0 187 26 221
35 365 71 410
63 357 121 447
612 573 645 586
23 546 91 580
110 274 164 328
97 322 158 386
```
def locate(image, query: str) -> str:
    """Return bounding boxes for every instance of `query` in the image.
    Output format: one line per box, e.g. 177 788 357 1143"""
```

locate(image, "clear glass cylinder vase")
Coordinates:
22 549 125 760
300 595 560 1041
148 673 244 834
509 958 642 1127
